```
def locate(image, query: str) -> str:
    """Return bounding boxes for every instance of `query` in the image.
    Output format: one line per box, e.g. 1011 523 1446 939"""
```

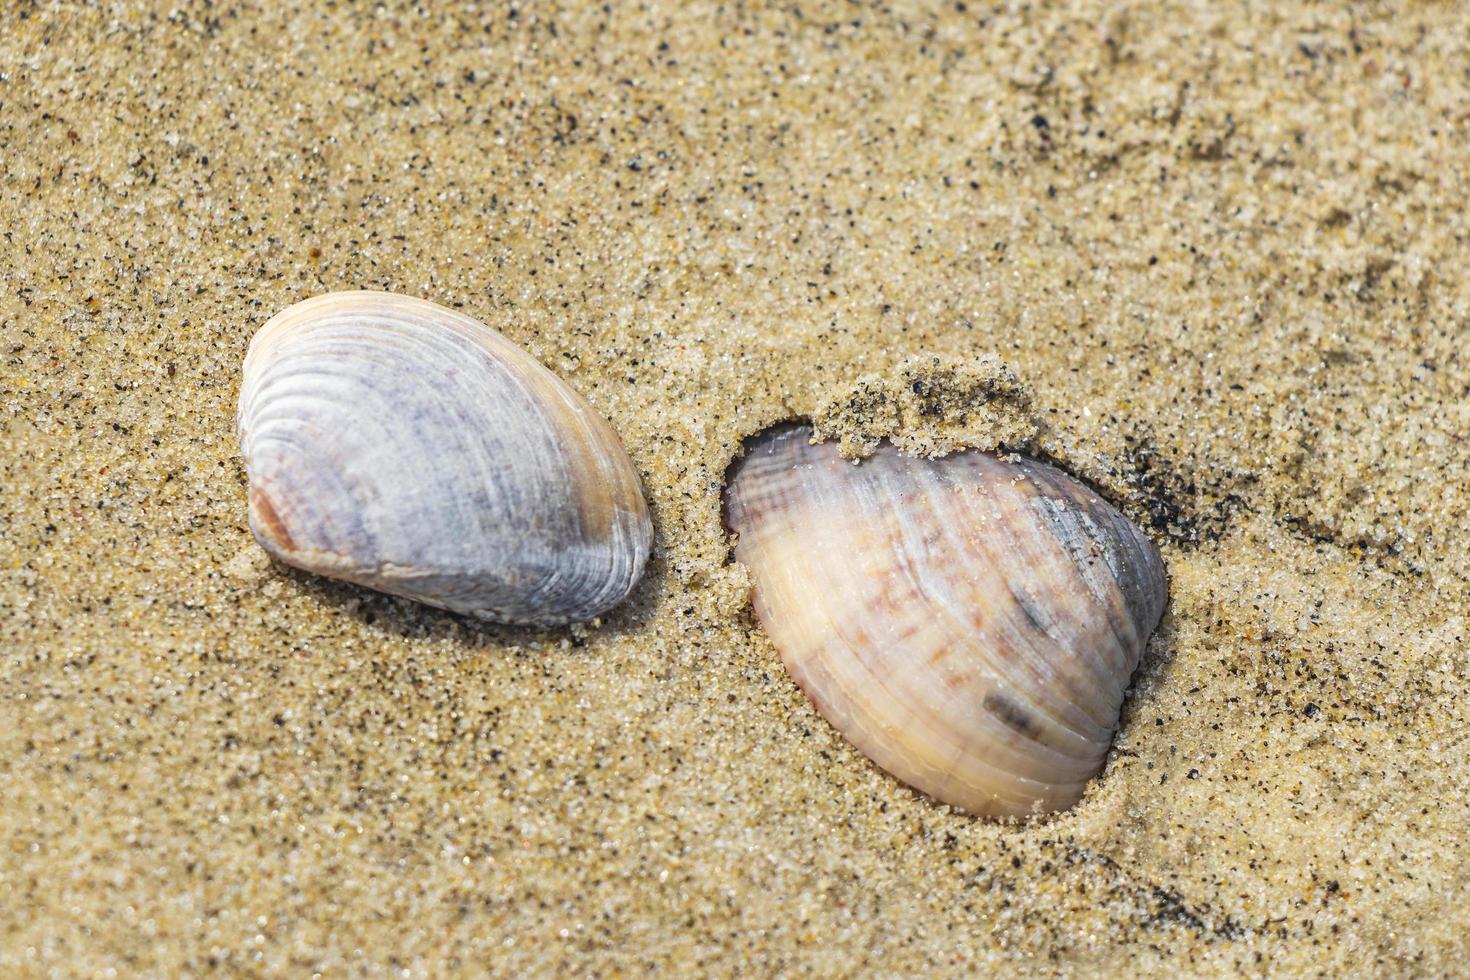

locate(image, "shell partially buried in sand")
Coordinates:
237 291 653 626
724 426 1167 818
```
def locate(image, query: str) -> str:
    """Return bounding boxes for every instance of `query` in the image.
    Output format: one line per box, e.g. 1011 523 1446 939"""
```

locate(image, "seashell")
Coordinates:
237 291 652 626
723 425 1166 818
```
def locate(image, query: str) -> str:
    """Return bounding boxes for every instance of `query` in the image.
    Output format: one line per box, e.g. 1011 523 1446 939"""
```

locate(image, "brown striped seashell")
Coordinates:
237 291 652 626
723 425 1166 818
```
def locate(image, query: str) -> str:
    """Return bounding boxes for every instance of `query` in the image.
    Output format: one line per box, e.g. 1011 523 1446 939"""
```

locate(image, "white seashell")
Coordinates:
724 425 1166 818
237 291 652 626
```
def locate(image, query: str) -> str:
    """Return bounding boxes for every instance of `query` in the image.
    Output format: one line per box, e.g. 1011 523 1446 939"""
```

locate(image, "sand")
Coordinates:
2 1 1467 974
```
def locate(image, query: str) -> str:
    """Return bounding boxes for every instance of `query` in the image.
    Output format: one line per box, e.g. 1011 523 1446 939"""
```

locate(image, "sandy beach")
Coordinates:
3 1 1467 974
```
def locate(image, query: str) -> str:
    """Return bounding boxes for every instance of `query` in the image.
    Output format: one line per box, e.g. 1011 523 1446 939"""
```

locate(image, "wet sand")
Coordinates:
2 1 1467 974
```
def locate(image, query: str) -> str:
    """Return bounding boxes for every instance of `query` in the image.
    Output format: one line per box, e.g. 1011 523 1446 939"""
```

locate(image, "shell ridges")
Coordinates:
724 425 1166 818
237 291 653 626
